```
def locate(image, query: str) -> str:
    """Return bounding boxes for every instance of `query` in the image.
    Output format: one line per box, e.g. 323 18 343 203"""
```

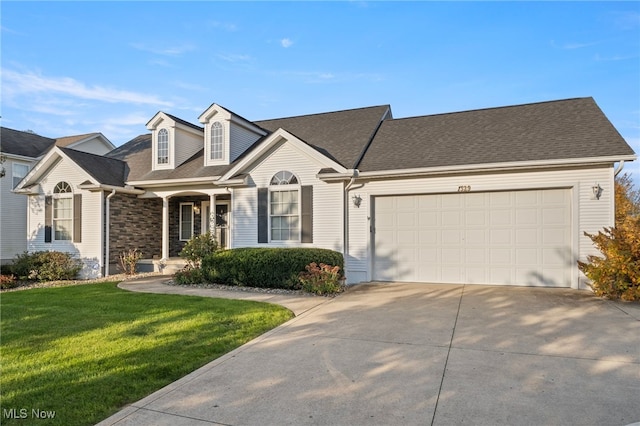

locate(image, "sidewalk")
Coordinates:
118 275 332 316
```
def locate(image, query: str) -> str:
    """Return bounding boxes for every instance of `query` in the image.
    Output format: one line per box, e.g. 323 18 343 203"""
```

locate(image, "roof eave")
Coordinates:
355 155 638 180
126 176 222 188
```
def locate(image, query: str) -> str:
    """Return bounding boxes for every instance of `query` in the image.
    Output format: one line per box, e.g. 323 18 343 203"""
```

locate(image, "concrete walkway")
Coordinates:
100 279 640 426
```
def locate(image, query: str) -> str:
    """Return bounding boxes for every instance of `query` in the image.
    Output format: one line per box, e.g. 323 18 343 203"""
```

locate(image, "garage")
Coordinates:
372 189 572 287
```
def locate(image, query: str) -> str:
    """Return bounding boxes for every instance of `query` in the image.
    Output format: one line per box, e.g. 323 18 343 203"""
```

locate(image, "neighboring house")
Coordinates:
1 127 114 265
14 98 636 289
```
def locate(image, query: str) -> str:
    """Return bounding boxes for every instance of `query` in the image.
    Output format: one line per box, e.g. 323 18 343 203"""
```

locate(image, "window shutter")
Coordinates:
257 188 268 243
301 185 313 243
45 196 52 243
73 194 82 243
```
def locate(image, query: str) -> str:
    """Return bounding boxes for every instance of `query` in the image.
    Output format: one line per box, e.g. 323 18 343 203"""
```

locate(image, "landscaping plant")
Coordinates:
9 251 82 281
118 248 143 275
174 233 218 284
578 174 640 300
298 262 345 295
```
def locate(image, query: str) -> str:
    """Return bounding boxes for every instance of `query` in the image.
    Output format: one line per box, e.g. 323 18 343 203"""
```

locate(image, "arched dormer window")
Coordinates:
211 122 224 160
157 128 169 164
53 181 73 241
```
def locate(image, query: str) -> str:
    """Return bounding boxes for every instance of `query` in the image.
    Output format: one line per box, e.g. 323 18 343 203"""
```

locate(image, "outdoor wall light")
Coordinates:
194 205 201 214
592 183 602 200
352 194 362 208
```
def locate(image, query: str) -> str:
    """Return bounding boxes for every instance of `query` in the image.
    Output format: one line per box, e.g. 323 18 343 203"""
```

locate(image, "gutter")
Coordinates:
319 155 637 182
614 160 626 177
77 183 145 195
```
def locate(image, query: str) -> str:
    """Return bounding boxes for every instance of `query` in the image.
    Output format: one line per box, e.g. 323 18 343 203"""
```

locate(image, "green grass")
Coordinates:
0 282 294 426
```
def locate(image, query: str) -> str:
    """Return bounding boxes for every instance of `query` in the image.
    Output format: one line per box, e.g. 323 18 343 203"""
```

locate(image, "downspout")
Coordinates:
104 189 116 277
614 160 625 177
343 171 365 283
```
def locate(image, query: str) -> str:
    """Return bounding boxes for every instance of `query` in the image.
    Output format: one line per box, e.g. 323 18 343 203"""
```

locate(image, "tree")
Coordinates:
578 173 640 301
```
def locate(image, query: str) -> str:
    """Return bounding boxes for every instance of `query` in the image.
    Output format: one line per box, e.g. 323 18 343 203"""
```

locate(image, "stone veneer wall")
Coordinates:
169 196 208 257
108 194 162 270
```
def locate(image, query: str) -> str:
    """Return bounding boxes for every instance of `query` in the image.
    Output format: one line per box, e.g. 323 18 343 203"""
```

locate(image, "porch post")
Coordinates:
209 194 216 235
162 196 169 259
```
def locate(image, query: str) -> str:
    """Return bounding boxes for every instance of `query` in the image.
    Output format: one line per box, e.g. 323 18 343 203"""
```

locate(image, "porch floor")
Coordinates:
137 257 187 275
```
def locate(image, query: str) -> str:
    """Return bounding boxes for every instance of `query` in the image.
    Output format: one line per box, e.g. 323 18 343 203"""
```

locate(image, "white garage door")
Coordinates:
373 189 572 287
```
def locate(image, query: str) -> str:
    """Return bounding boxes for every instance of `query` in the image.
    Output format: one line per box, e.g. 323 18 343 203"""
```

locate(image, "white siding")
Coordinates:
231 141 343 252
27 158 104 279
230 124 262 163
174 127 203 167
69 138 112 155
1 158 34 263
347 166 614 289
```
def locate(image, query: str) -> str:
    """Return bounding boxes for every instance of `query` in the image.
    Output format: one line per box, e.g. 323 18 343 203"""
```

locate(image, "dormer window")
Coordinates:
211 122 224 160
157 128 169 164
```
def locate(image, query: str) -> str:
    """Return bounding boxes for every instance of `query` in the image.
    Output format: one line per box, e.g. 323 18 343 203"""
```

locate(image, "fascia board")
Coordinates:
218 128 347 182
145 111 164 130
13 147 63 191
356 155 638 180
126 176 221 187
66 133 116 151
1 152 40 162
198 104 230 123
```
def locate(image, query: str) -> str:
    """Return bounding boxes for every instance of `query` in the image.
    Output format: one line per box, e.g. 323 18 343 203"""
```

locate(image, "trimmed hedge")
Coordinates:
202 247 344 289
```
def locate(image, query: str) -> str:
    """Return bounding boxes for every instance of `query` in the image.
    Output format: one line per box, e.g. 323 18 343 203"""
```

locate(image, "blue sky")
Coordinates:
2 1 639 181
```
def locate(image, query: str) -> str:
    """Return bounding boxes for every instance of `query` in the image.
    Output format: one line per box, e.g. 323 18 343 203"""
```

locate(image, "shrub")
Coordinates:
179 232 218 268
174 266 206 285
0 274 17 290
202 247 344 289
298 263 345 295
118 248 143 275
578 174 640 301
10 251 82 281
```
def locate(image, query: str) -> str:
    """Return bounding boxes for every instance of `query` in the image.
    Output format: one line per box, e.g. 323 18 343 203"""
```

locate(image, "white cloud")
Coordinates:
2 68 173 107
216 53 251 62
130 43 196 56
207 20 237 31
281 38 293 48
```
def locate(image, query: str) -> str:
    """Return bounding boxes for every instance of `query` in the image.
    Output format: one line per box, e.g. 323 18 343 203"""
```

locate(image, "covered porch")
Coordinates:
117 188 232 276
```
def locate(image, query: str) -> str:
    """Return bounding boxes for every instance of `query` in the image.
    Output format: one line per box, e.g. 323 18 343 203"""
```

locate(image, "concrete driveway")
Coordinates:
100 282 640 426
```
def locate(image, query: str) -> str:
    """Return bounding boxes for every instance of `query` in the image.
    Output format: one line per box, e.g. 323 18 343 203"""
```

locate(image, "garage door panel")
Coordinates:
373 189 572 287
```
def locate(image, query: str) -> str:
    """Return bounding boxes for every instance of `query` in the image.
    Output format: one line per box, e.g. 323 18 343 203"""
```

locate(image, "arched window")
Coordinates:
211 122 224 160
157 128 169 164
53 182 73 240
269 171 300 241
270 170 299 185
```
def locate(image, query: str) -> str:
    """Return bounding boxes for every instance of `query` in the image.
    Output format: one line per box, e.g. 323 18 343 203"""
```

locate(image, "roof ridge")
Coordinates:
256 104 391 122
389 97 593 122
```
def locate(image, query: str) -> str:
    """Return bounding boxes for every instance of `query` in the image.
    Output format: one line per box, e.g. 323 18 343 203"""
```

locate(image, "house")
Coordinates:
14 97 636 289
0 128 114 265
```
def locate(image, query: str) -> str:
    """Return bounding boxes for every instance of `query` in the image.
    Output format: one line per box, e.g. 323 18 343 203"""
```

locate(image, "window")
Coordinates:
270 171 299 241
53 182 73 241
157 128 169 164
211 122 224 160
180 203 194 241
13 163 29 188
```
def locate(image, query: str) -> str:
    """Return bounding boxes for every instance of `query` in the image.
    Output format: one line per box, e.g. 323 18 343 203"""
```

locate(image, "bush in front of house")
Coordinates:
0 274 18 290
578 174 640 301
298 262 345 295
9 251 82 281
118 248 143 275
179 232 218 268
202 247 344 289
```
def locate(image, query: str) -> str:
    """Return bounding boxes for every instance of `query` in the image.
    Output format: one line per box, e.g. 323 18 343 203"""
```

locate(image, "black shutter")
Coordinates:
301 185 313 243
257 188 268 243
45 196 52 243
73 194 82 243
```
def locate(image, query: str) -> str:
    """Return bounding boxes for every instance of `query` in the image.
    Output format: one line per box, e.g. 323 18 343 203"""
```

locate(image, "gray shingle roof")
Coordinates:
255 105 391 168
357 97 635 173
60 147 127 187
1 127 56 157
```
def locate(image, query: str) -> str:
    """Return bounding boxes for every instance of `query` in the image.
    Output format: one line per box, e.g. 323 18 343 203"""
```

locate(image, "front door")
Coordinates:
215 202 229 249
201 201 230 249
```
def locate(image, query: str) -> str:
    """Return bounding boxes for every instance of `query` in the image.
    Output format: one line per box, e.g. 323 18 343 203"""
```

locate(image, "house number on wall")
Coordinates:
457 185 471 192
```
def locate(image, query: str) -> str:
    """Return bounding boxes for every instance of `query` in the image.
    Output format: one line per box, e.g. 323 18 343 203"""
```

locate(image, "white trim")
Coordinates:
219 128 348 182
179 202 194 241
269 185 301 243
127 176 221 187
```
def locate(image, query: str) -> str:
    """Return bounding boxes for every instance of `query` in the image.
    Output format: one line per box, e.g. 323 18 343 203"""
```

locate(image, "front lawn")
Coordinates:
0 282 294 425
